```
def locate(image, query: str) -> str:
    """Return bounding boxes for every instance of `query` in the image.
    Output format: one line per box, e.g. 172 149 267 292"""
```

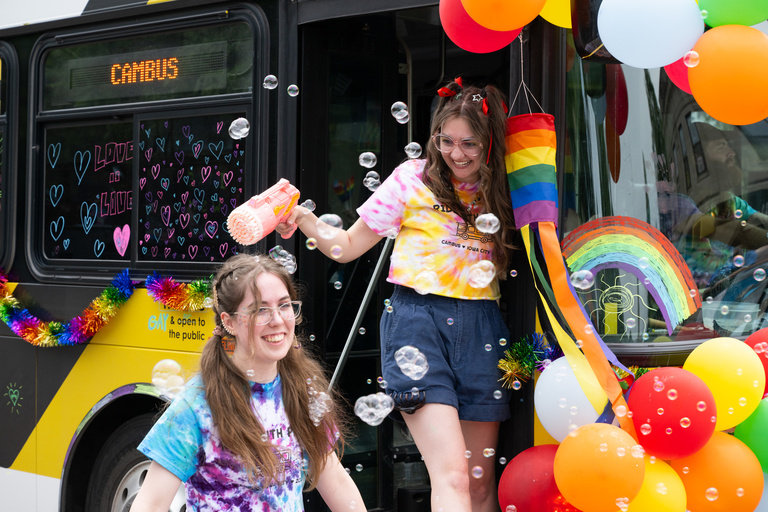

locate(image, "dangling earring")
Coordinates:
293 336 301 349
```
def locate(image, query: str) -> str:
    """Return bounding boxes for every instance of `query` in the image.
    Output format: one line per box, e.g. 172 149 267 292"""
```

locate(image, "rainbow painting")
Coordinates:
561 216 701 334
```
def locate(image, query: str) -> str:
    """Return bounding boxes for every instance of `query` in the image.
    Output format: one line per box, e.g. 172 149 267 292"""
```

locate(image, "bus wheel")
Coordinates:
84 412 186 512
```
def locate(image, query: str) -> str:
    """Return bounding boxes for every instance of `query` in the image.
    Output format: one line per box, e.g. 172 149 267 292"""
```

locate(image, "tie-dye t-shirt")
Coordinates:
357 158 499 299
138 374 307 511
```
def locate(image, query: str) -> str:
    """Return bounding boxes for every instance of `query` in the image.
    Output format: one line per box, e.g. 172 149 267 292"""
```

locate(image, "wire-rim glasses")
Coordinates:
431 134 483 157
234 301 302 325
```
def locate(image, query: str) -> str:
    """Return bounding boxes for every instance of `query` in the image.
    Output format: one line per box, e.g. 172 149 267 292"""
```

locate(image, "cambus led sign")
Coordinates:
110 57 179 85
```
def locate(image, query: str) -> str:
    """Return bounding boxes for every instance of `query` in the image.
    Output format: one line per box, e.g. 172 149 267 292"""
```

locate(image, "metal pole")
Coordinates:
328 237 394 391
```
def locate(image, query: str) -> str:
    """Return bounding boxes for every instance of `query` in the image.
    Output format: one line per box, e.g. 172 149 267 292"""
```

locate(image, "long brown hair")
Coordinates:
200 253 347 490
423 78 517 273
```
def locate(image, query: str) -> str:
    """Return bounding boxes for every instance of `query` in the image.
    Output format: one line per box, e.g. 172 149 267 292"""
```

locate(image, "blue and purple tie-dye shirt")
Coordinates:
139 374 307 511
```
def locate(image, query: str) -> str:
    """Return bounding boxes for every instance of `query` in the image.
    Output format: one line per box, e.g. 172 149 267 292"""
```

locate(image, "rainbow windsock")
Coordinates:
505 113 635 437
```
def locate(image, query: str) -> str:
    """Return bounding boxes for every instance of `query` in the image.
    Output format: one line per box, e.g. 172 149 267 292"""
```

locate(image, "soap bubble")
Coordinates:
316 214 343 239
300 199 316 212
263 74 278 89
308 387 332 426
570 269 594 290
334 281 342 290
363 171 381 191
152 359 185 398
269 245 297 274
396 112 410 124
354 392 395 426
287 84 300 97
394 345 429 380
413 271 439 295
475 213 500 234
330 245 343 259
359 152 377 168
228 117 250 139
733 254 745 267
306 238 318 250
404 142 422 158
391 101 408 120
468 260 496 288
683 50 700 68
754 268 766 282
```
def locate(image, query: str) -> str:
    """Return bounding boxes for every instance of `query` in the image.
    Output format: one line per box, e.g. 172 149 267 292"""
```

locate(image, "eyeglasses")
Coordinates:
432 134 483 157
234 301 302 325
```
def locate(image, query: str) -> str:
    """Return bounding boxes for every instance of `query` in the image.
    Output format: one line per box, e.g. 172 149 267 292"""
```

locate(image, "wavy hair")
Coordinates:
200 254 347 490
422 78 517 273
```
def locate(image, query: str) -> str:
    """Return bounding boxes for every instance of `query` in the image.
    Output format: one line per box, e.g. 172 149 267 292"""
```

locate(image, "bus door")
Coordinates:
296 6 523 510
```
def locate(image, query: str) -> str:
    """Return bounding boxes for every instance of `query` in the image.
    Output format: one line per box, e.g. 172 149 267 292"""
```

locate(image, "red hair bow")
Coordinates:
437 77 464 97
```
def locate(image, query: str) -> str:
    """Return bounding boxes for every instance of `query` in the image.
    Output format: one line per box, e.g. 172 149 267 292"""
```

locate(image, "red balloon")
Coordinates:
439 0 522 54
664 57 692 95
498 445 581 512
628 367 716 460
745 328 768 397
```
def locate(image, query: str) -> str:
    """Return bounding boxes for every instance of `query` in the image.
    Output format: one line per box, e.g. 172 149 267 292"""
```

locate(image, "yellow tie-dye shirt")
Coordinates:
357 159 499 300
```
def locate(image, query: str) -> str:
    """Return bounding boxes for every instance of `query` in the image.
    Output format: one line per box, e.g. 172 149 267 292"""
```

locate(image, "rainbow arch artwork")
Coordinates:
561 216 702 334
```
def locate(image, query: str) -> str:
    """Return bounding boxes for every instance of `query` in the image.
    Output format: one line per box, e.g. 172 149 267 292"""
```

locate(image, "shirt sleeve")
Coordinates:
138 394 203 482
357 159 423 236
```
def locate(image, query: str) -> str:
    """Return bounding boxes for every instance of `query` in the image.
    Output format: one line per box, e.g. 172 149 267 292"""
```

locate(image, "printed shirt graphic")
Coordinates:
358 158 499 300
139 374 306 512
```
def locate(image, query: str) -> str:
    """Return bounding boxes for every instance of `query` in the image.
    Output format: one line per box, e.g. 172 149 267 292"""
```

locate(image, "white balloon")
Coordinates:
753 21 768 38
533 356 606 442
598 0 704 68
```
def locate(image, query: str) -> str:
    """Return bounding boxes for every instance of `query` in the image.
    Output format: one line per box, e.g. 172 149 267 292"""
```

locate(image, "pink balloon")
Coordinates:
664 57 692 94
439 0 522 54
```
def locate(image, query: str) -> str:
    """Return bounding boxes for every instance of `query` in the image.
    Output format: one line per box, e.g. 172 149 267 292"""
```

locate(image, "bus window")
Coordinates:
0 42 17 270
564 34 768 358
43 121 133 261
31 13 259 276
136 112 246 263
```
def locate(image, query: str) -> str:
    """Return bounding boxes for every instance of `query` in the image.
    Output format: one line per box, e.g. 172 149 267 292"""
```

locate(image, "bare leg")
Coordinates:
402 404 471 512
461 420 500 512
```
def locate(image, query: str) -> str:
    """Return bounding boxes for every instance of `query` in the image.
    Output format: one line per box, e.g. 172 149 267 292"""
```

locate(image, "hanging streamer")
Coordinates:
505 112 636 437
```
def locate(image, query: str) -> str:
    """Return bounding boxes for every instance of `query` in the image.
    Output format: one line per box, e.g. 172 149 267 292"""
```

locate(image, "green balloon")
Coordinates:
735 397 768 473
699 0 768 28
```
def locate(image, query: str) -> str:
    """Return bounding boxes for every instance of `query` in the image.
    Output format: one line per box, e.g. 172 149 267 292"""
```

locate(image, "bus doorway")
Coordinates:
296 7 526 510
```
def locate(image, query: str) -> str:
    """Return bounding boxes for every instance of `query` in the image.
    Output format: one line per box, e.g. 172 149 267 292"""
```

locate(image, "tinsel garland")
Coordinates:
498 333 564 388
497 332 654 390
145 272 212 311
0 270 135 347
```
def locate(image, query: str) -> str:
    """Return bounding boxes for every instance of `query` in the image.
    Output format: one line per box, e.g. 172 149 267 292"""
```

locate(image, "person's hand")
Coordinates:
275 205 310 237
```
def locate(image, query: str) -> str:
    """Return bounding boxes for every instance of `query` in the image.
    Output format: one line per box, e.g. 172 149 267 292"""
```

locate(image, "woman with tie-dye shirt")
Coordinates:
131 254 366 512
279 78 516 512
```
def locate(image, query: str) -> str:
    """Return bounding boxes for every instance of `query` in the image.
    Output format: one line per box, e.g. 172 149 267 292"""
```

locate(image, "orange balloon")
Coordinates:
689 25 768 125
670 432 764 512
460 0 546 32
553 423 645 512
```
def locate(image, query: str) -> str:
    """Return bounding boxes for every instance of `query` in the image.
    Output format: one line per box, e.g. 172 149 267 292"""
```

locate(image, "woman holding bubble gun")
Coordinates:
278 78 517 512
130 254 366 512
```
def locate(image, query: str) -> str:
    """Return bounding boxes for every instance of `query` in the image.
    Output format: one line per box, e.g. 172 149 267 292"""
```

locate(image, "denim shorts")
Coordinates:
380 285 512 422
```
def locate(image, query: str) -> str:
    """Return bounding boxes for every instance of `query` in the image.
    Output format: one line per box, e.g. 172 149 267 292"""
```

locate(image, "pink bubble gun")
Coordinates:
226 179 300 245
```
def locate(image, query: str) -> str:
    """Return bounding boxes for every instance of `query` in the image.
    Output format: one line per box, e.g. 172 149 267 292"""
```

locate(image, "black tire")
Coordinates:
84 412 186 512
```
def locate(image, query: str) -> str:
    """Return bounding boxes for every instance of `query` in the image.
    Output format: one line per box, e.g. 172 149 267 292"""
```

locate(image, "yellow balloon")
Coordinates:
539 0 572 28
683 337 766 431
621 457 687 512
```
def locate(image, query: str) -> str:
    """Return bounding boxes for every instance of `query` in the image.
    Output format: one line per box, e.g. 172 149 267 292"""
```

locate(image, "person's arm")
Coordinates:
277 206 382 263
315 452 367 511
129 461 183 512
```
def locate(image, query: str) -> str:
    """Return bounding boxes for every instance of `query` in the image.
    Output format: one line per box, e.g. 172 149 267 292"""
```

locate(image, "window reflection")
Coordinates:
565 34 768 343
